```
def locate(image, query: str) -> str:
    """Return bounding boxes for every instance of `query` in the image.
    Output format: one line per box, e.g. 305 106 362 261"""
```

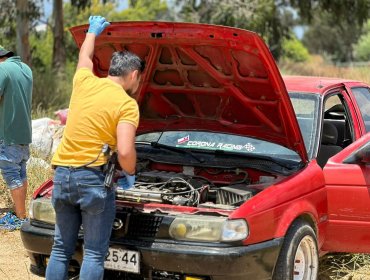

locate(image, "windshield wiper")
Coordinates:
150 142 205 163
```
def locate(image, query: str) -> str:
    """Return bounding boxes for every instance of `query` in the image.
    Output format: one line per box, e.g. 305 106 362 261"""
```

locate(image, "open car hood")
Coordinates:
70 22 307 162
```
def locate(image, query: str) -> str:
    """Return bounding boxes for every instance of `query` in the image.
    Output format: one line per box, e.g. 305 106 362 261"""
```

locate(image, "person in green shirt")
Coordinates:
0 46 33 229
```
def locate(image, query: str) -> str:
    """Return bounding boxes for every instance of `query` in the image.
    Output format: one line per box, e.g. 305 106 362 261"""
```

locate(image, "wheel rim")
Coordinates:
293 235 318 280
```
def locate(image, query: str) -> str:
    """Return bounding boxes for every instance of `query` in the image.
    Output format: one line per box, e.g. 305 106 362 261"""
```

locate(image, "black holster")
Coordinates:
104 152 118 188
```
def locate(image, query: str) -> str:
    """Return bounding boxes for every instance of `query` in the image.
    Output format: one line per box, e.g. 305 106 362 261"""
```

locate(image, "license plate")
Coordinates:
104 247 140 273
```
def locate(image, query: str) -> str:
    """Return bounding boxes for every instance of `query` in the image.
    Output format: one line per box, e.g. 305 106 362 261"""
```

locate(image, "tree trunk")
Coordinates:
52 0 66 73
15 0 31 66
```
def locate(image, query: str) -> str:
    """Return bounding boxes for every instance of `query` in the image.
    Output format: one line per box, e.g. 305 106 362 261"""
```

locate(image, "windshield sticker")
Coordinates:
244 143 256 152
177 135 190 144
176 140 256 152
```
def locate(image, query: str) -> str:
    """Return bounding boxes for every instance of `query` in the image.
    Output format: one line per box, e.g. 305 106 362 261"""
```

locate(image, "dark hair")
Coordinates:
108 51 145 77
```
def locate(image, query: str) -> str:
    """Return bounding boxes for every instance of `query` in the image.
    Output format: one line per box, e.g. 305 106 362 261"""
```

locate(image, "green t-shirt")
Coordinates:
0 56 33 145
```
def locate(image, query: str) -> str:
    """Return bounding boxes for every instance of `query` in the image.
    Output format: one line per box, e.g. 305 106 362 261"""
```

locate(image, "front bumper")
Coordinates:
21 220 283 280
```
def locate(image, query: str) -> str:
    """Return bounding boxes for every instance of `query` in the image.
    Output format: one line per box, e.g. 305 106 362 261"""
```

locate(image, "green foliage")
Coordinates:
354 20 370 61
302 9 362 62
0 0 42 50
24 0 169 111
30 30 53 70
281 36 310 62
289 0 370 26
354 34 370 61
175 0 294 59
62 0 168 67
111 0 168 21
32 65 72 111
176 0 370 62
292 0 370 63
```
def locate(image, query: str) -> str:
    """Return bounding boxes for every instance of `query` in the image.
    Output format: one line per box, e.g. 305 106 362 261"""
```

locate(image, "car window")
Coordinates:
352 87 370 132
137 92 320 162
288 92 320 159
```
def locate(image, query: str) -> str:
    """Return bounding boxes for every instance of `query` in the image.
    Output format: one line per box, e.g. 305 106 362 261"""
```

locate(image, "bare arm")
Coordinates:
116 122 137 175
76 16 110 71
76 33 96 71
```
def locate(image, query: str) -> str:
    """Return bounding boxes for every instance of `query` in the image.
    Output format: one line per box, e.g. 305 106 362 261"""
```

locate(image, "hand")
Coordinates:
116 170 135 189
124 172 136 188
88 15 110 36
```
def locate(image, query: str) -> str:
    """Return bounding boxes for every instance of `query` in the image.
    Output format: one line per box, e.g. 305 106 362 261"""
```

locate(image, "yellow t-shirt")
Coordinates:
51 68 139 167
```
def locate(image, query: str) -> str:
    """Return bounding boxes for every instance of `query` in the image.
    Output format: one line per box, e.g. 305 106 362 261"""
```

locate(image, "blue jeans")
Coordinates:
46 167 116 280
0 140 29 190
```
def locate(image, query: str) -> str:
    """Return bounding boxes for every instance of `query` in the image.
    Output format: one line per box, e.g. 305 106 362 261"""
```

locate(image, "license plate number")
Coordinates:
104 248 140 273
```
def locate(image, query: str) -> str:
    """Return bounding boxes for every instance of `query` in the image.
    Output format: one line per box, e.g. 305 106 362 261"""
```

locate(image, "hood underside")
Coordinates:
70 22 307 162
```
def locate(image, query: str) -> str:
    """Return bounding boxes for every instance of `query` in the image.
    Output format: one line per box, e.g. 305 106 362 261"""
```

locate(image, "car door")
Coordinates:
322 85 370 253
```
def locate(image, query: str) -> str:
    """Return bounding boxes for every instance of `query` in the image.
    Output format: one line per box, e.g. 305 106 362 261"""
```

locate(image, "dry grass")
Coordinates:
280 55 370 84
319 254 370 280
0 152 53 214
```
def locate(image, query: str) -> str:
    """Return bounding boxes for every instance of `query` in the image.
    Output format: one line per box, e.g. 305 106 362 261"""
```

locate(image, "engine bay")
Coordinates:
116 165 281 210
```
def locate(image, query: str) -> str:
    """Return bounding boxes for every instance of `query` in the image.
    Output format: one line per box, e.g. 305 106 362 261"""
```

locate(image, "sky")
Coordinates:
43 0 129 20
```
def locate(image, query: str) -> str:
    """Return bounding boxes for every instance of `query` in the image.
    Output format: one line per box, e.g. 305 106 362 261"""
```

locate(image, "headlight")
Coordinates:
29 197 56 224
169 215 248 242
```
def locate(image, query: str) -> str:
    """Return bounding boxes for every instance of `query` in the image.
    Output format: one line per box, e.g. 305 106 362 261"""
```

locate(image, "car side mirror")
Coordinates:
343 141 370 164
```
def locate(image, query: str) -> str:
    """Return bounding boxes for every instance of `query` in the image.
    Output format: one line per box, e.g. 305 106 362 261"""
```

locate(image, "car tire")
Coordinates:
273 219 319 280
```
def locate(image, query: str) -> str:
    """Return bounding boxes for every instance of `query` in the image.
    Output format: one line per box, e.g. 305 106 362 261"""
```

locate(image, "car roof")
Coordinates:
283 75 359 95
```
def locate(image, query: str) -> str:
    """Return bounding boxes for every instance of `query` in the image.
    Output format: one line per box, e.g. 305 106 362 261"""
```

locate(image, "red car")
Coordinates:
21 22 370 280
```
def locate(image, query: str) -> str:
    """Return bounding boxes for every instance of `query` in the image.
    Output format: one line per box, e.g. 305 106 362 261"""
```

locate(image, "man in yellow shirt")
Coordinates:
45 16 145 280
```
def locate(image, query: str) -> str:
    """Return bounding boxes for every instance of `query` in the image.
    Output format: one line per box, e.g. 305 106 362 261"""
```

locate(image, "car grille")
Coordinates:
126 214 163 238
112 209 164 239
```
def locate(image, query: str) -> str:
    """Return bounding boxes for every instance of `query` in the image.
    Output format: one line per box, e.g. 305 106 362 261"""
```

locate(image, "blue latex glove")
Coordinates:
88 16 110 36
116 171 136 190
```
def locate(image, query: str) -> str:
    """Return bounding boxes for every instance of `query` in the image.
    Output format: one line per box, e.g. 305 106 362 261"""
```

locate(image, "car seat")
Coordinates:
317 121 343 168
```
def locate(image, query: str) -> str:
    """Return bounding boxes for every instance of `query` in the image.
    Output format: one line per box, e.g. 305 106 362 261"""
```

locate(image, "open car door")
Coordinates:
322 133 370 252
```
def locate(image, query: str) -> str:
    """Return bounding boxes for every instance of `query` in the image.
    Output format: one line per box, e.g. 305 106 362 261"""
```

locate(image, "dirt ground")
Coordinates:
2 224 370 280
1 198 370 280
0 229 43 280
0 205 43 280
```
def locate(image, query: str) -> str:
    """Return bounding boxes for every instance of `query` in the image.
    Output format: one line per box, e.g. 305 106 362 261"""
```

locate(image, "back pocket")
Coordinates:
51 181 65 211
78 184 107 215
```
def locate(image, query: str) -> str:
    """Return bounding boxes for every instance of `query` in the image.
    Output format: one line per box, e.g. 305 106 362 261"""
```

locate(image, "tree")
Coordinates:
289 0 370 26
290 0 370 62
0 0 41 65
302 10 363 62
175 0 295 60
63 0 169 62
111 0 168 21
16 0 32 65
52 0 66 72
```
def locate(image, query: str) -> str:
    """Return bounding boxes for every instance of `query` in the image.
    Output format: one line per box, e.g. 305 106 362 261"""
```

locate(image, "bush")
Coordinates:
32 61 75 112
281 36 310 63
354 34 370 61
354 19 370 61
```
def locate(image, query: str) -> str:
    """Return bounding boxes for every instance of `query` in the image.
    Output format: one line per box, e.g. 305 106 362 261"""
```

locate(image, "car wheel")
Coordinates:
273 219 319 280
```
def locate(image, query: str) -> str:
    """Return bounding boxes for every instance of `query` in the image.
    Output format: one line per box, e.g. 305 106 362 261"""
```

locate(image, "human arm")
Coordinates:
116 122 137 175
76 16 110 71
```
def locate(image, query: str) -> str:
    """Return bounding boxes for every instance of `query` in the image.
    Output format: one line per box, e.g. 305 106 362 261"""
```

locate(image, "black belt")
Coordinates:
54 165 105 172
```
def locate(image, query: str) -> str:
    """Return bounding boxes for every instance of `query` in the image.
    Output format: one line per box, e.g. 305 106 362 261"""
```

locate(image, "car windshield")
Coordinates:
288 91 321 159
136 92 320 163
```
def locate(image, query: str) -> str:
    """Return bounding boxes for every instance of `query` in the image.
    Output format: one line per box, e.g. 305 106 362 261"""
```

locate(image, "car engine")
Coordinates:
115 170 260 209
